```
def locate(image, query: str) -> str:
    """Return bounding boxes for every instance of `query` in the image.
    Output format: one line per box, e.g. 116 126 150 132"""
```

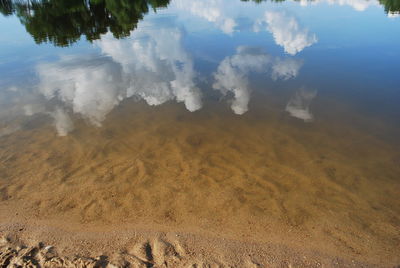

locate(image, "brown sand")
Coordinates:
0 92 399 267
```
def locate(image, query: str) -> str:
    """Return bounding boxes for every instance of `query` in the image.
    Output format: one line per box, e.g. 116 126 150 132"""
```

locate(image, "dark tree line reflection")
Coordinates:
378 0 400 14
0 0 170 46
0 0 398 47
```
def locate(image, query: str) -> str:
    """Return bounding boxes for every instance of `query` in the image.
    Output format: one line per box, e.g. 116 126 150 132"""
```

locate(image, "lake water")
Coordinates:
0 0 399 266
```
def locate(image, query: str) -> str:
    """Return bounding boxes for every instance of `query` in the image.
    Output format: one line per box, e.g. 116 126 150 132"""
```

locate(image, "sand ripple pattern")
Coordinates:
0 100 399 266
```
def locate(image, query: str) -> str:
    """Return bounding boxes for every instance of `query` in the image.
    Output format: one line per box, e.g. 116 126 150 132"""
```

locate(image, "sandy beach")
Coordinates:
0 222 383 267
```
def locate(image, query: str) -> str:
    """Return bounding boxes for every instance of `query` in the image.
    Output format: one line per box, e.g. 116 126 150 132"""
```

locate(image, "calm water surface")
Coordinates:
0 0 399 266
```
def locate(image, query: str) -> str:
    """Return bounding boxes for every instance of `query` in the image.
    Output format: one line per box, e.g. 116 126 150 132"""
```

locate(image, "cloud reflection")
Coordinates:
97 20 202 112
173 0 239 34
328 0 378 11
213 46 303 115
35 19 202 135
172 0 319 55
255 11 318 55
286 87 317 122
3 13 316 136
37 55 125 127
50 107 74 136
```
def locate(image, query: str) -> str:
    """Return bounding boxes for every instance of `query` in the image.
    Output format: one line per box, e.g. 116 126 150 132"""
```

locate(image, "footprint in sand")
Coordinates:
127 238 186 267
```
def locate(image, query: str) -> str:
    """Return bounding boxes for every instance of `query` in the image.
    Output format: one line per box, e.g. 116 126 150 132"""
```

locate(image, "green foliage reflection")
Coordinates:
0 0 170 46
379 0 400 14
1 0 399 47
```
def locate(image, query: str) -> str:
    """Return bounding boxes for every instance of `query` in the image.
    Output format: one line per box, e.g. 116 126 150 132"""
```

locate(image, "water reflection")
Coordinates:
98 19 202 112
36 43 305 133
173 1 318 55
37 55 125 129
213 46 303 114
254 11 317 55
32 18 201 135
8 43 308 135
1 0 399 136
1 0 398 48
285 87 317 122
173 0 239 34
0 0 170 46
243 0 399 14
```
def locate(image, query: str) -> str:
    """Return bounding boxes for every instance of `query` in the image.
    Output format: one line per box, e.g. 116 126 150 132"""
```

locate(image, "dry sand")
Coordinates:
0 93 399 267
0 222 379 267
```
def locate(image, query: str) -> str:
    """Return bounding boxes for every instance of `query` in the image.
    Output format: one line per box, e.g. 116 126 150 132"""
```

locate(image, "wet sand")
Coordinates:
0 92 399 267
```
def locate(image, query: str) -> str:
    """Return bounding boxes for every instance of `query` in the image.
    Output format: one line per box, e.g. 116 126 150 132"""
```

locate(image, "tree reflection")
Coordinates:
379 0 400 14
0 0 13 15
0 0 170 46
1 0 398 47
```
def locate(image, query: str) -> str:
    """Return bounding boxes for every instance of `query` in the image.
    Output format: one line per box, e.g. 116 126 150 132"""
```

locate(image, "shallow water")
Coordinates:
0 0 400 266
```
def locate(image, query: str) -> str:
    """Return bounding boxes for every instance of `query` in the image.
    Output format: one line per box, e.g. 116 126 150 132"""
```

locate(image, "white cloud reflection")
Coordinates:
173 0 239 34
37 55 125 127
309 0 379 11
2 6 321 136
50 107 74 136
286 87 317 122
387 11 400 18
34 19 202 135
97 20 202 112
171 0 319 54
213 46 303 115
328 0 378 11
271 58 304 80
171 0 323 55
255 11 318 55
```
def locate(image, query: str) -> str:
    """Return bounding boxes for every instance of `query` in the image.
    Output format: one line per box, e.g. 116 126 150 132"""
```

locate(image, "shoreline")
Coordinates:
0 221 394 267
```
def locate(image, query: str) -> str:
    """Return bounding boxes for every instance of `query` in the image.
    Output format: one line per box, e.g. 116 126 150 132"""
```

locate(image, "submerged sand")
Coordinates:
0 92 399 267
